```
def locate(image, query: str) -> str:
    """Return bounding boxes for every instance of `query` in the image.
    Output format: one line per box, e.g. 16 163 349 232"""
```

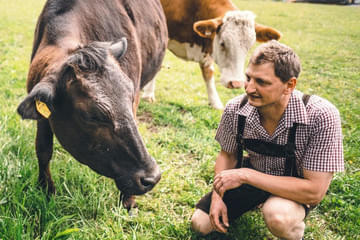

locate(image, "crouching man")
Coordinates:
191 40 344 240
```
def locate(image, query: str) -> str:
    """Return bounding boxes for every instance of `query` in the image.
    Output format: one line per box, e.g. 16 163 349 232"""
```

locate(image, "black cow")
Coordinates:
17 0 168 210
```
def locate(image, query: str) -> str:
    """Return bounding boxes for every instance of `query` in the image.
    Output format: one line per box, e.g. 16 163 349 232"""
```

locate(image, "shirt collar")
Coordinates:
235 90 309 128
236 95 262 131
283 90 309 127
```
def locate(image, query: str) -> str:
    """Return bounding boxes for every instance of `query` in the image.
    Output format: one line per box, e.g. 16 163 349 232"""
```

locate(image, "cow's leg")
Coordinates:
199 60 224 110
132 91 141 122
36 119 55 194
141 78 156 102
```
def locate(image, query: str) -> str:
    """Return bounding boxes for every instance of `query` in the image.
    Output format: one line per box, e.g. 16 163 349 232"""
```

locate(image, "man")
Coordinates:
191 40 344 240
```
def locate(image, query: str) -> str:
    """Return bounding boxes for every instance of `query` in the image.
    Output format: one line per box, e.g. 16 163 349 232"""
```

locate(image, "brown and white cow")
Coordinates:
142 0 282 109
17 0 167 210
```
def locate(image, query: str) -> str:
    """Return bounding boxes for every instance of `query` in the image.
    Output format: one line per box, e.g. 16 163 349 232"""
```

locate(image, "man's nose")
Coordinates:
245 78 255 92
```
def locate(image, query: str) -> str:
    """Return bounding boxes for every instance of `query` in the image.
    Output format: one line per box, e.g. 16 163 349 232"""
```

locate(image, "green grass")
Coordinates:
1 0 359 239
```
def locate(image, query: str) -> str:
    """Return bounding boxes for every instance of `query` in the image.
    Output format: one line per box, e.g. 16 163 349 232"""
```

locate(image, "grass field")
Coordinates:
0 0 359 239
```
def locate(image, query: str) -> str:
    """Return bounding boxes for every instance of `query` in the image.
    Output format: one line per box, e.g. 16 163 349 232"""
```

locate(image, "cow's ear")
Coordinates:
255 23 282 42
193 18 223 39
110 37 127 60
17 81 55 120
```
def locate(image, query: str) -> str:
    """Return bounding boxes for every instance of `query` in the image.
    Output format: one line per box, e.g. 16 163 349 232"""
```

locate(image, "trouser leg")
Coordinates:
192 185 270 235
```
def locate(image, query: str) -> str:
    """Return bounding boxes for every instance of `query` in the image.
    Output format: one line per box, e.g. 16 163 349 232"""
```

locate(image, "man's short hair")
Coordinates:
249 40 301 83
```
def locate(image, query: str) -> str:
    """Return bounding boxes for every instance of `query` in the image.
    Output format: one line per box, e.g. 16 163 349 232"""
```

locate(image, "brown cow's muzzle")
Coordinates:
115 162 161 196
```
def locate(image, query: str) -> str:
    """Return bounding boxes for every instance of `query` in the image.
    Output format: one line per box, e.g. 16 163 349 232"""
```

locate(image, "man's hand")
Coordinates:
213 168 247 197
209 193 229 233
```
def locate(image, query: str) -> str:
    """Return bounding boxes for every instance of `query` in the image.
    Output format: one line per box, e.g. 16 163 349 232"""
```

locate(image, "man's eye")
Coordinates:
256 79 265 85
246 75 250 82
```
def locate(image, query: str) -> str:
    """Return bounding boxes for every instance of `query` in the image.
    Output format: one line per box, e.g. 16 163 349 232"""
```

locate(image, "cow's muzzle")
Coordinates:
115 163 161 195
226 80 244 89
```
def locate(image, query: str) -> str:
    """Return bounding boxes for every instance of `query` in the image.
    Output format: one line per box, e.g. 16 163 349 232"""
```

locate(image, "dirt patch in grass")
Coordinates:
137 111 159 133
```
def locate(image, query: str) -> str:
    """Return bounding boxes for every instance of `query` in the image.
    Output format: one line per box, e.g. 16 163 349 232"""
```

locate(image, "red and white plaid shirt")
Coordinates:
215 90 344 176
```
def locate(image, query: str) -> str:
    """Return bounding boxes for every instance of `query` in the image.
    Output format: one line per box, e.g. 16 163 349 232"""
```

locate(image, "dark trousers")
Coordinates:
195 184 271 222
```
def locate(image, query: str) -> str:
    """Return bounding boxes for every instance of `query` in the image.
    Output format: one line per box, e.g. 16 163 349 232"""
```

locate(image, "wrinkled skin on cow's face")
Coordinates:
212 11 256 89
18 40 161 196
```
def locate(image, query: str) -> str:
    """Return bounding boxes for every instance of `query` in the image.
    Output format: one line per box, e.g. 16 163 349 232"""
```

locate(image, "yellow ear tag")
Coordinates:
35 100 51 119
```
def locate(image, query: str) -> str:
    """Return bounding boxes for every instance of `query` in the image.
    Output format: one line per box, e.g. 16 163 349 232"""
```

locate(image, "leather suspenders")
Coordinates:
236 94 311 177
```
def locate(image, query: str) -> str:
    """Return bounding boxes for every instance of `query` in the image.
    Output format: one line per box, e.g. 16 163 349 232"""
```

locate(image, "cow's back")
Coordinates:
160 0 236 44
30 0 167 91
124 0 167 89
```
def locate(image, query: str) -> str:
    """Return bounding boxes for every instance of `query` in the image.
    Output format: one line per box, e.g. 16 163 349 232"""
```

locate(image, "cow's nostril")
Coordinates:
227 81 234 89
229 81 243 89
140 177 156 187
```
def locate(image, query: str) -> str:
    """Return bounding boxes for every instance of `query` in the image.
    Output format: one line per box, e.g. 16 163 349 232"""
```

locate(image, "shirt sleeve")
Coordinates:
215 102 238 153
303 106 344 172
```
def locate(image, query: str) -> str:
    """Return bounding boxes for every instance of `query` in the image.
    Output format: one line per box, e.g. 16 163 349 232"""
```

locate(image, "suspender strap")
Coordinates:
236 116 246 168
239 95 248 108
235 94 311 177
235 95 249 168
283 93 309 176
284 123 298 176
244 139 293 158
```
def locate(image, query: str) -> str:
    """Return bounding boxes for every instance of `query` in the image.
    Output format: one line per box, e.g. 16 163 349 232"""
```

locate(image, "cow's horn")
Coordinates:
110 37 128 60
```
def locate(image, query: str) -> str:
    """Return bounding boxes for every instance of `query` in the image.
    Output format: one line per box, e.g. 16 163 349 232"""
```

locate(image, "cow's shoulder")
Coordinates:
31 0 78 60
44 0 77 18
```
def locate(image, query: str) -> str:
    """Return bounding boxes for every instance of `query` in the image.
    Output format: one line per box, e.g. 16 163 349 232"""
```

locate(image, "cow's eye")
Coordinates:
79 111 109 124
220 42 225 49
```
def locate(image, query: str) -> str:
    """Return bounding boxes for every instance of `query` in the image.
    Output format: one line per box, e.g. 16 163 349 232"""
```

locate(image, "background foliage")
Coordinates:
0 0 359 239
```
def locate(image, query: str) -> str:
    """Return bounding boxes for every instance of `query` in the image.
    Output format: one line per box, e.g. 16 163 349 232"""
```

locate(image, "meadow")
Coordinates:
0 0 359 239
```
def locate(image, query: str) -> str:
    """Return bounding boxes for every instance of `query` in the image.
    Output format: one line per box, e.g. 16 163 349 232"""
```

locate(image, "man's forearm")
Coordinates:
212 150 237 201
241 168 333 206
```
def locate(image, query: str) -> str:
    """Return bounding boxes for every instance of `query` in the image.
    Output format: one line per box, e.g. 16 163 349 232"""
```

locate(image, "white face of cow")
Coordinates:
212 11 256 89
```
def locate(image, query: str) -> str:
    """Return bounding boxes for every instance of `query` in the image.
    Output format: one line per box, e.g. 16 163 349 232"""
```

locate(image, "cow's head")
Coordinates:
194 10 282 89
17 38 161 196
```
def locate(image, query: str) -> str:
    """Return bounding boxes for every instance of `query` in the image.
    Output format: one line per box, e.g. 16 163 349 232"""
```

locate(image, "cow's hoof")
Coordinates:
209 102 224 110
38 177 56 195
142 96 155 103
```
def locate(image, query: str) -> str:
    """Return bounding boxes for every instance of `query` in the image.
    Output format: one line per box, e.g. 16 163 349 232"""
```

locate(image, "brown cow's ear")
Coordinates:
17 81 55 120
255 23 282 42
193 18 223 39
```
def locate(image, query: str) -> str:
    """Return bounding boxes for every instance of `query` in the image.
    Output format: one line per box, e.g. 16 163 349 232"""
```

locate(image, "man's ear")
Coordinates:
284 77 297 95
255 23 282 42
193 18 223 39
17 81 55 120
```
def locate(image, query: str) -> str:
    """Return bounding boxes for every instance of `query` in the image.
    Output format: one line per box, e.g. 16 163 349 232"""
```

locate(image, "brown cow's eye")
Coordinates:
79 111 109 124
92 143 110 153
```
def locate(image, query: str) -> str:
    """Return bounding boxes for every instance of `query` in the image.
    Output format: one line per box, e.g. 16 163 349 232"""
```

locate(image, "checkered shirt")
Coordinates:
215 90 344 176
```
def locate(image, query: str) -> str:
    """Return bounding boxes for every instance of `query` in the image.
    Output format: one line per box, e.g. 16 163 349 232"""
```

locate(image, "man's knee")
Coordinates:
263 209 294 233
262 196 305 239
191 209 214 235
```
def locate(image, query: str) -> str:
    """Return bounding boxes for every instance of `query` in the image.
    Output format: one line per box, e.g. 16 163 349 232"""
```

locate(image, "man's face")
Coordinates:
244 63 289 109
